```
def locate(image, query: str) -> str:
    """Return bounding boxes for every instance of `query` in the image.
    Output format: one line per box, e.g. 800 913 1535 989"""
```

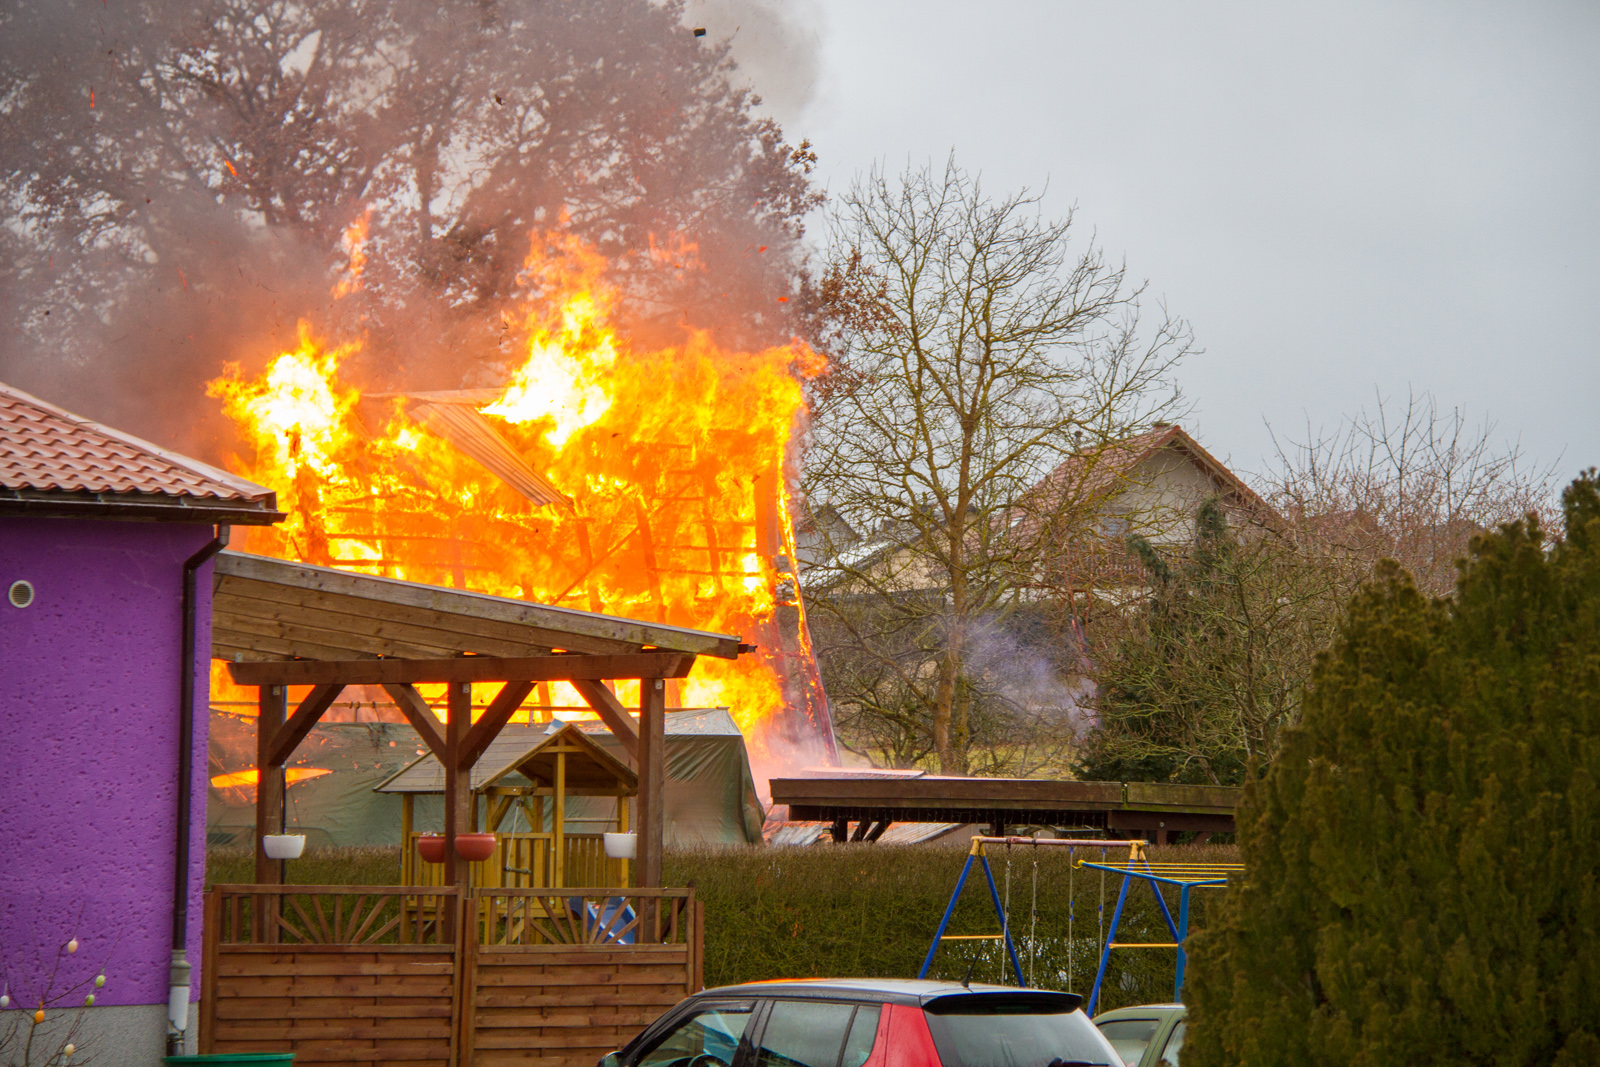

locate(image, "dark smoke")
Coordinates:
0 0 823 460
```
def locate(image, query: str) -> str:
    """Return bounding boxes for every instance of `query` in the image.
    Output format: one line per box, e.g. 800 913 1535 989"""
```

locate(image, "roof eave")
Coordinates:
0 489 285 525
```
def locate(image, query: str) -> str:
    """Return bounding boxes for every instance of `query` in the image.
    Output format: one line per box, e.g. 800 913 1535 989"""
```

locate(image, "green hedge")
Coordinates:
207 841 1235 1011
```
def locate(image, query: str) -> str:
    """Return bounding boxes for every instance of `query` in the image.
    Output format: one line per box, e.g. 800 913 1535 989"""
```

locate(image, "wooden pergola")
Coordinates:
212 550 746 891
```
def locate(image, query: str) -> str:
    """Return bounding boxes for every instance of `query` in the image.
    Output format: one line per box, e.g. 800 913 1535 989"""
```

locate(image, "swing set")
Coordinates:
917 836 1242 1015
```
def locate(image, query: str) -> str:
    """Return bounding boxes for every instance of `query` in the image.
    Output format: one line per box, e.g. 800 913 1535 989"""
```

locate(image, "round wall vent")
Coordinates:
8 580 35 609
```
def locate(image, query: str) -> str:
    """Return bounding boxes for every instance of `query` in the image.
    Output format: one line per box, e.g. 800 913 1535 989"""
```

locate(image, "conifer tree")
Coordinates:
1183 472 1600 1066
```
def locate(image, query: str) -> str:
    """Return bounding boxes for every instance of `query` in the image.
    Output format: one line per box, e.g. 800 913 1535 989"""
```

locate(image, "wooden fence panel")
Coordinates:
203 887 459 1066
466 889 699 1067
202 886 700 1067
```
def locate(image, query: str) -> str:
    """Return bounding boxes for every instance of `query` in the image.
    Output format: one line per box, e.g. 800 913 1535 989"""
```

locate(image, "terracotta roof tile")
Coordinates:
0 380 275 505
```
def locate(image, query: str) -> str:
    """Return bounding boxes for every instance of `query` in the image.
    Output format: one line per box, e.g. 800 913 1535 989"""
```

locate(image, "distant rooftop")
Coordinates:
0 381 283 524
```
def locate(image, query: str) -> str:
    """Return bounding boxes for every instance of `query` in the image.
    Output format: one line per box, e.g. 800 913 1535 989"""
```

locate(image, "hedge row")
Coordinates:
207 841 1236 1012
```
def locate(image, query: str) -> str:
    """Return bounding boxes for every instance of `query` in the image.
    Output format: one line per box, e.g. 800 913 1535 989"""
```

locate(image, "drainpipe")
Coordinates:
169 525 229 1056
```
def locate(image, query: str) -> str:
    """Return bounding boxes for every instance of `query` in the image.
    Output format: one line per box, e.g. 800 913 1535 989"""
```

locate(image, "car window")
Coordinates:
923 996 1118 1067
753 1000 862 1067
635 1003 754 1067
840 1006 881 1067
1095 1019 1162 1067
1158 1020 1185 1066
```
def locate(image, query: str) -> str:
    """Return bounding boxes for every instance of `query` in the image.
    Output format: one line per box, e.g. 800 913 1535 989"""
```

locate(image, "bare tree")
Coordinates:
802 157 1191 775
1265 389 1559 597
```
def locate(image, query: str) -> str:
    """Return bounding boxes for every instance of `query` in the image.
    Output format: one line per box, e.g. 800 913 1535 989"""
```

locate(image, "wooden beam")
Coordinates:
381 683 448 762
457 680 535 770
229 651 698 687
636 678 666 890
253 685 287 889
444 681 471 895
570 678 639 760
265 683 345 767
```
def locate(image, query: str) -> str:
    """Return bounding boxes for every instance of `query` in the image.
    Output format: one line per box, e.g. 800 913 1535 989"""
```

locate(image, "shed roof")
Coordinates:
374 720 636 795
212 550 743 662
0 381 283 523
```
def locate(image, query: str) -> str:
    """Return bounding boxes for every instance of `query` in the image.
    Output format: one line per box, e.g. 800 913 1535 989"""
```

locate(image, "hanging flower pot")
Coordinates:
603 833 637 859
262 834 306 860
417 834 447 864
454 833 497 862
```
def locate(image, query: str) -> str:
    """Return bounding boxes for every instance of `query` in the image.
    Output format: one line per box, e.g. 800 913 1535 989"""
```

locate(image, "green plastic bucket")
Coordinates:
162 1056 294 1065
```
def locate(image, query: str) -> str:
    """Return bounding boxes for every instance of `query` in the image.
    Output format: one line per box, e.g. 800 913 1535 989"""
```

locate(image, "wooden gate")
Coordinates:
202 885 701 1067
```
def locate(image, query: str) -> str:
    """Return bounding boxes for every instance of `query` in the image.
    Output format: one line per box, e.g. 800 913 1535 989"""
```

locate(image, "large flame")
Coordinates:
208 234 831 771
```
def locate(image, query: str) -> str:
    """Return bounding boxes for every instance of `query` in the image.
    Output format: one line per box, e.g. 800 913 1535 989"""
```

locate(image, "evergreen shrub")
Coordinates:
1184 473 1600 1066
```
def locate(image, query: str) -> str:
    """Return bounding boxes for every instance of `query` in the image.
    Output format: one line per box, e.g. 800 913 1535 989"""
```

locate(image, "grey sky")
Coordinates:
733 1 1599 483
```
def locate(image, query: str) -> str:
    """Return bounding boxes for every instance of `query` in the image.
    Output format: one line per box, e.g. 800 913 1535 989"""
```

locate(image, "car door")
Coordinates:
747 998 883 1067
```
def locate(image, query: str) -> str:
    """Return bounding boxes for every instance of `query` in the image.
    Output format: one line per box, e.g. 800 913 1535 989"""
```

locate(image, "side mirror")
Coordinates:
598 1053 624 1067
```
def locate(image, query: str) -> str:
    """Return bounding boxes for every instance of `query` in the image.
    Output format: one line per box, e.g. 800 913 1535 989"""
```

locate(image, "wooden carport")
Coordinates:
212 549 747 890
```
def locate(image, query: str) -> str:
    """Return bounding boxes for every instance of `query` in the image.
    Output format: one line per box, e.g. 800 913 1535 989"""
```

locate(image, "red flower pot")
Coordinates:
455 833 497 862
417 835 447 864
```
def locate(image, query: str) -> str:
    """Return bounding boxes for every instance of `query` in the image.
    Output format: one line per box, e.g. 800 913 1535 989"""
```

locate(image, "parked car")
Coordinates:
1092 1004 1186 1067
599 978 1124 1067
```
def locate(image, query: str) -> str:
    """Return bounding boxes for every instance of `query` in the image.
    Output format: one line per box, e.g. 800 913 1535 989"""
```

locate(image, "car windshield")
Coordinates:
1094 1019 1161 1067
921 994 1117 1067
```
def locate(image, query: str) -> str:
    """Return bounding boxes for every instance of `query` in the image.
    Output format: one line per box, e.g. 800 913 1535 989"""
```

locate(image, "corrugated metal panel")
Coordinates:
408 402 571 509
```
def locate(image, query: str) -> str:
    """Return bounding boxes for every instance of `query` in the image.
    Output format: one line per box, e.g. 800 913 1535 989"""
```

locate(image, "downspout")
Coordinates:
169 525 229 1056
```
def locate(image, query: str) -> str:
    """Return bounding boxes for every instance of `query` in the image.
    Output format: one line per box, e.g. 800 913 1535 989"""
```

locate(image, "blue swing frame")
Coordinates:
916 846 1028 986
1077 858 1230 1014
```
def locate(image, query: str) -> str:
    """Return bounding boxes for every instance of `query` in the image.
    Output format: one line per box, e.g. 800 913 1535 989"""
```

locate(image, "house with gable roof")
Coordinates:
0 381 282 1059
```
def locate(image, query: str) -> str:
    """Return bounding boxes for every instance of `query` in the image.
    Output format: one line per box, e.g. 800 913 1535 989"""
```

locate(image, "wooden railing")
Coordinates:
210 883 456 946
473 887 695 948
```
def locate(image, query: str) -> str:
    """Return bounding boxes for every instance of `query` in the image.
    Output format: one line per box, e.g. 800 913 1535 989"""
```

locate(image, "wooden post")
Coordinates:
401 793 415 886
637 678 666 889
254 684 287 887
554 750 566 889
444 681 471 895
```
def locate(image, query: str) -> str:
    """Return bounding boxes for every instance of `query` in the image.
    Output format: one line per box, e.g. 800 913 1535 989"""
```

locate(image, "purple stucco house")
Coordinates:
0 382 281 1061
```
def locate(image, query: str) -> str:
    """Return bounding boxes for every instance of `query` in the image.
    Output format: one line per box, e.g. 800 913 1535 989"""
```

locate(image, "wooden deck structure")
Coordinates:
205 552 737 1063
214 550 745 891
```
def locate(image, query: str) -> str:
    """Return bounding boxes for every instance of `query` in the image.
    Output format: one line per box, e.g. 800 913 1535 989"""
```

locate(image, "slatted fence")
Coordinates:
202 885 701 1067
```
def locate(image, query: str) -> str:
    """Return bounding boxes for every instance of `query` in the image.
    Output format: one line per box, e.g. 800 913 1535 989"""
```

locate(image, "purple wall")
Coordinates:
0 516 215 1009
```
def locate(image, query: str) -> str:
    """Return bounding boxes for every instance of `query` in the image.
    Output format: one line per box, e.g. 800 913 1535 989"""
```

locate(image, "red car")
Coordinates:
598 978 1123 1067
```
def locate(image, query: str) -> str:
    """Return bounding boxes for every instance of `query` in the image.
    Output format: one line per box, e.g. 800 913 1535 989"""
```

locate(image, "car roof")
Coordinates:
1092 1004 1187 1021
695 978 1060 1006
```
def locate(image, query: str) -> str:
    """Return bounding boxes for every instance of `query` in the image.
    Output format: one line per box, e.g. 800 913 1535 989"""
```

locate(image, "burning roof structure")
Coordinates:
205 236 836 775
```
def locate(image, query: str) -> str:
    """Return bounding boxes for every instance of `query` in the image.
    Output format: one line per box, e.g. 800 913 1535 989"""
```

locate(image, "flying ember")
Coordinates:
207 233 835 773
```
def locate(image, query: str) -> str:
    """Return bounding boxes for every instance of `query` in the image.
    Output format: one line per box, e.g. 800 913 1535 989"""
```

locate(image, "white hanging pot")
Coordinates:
603 833 637 859
262 834 306 859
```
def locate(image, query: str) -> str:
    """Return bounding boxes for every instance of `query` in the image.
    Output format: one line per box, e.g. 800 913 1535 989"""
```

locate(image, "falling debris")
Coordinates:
692 27 706 37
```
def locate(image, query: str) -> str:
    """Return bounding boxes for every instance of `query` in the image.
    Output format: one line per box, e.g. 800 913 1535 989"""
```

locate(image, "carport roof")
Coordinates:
212 550 744 663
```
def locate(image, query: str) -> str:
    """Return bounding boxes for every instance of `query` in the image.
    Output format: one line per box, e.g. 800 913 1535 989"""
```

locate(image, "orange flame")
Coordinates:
208 233 832 769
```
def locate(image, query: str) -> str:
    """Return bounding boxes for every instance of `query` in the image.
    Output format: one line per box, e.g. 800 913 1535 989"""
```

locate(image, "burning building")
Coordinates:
206 234 837 782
